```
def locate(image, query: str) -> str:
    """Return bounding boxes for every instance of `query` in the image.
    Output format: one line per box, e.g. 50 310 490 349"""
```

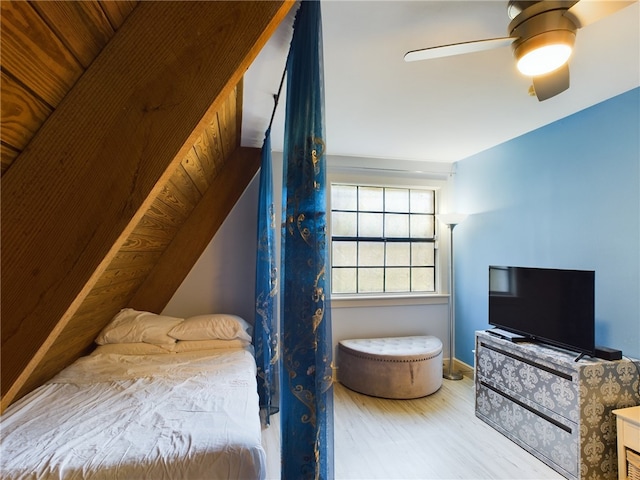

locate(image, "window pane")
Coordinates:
359 187 383 211
332 241 357 267
359 212 383 237
358 242 384 266
385 188 409 213
333 268 357 294
386 267 410 292
330 183 436 295
412 267 435 292
359 268 384 292
386 242 410 266
332 185 357 211
332 211 357 237
410 190 434 213
412 243 435 266
410 215 434 238
385 213 409 237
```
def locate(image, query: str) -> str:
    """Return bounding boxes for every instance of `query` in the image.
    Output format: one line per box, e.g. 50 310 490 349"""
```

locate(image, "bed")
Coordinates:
0 310 267 480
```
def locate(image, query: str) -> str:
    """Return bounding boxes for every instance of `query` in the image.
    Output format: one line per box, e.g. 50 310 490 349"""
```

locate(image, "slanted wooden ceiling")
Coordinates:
1 0 295 411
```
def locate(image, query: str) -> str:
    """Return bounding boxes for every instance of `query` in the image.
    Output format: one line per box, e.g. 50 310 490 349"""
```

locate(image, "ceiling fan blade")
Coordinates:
564 0 636 28
404 37 514 62
532 64 570 101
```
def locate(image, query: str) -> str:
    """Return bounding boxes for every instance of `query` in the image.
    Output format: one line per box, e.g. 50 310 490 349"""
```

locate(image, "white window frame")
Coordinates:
327 165 450 308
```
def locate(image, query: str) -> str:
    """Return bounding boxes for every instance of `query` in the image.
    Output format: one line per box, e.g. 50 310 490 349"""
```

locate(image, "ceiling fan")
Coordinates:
404 1 635 101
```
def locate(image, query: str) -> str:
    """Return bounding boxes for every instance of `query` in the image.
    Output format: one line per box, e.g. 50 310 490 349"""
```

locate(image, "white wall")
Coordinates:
162 173 260 322
163 152 458 359
332 298 449 350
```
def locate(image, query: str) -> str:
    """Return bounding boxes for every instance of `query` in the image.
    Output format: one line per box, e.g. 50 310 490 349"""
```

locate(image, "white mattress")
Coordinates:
0 348 266 479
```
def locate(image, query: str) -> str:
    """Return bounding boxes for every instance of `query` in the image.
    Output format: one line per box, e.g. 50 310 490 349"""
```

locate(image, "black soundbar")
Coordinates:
594 346 622 361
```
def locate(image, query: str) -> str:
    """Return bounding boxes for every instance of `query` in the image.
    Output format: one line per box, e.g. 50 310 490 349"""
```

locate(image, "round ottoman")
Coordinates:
338 335 443 399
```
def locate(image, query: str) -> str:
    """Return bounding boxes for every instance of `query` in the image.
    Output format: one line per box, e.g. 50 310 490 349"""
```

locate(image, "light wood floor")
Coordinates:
261 373 565 479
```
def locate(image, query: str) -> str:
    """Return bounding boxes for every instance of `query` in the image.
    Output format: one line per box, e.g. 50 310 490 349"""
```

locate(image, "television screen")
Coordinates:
488 266 595 356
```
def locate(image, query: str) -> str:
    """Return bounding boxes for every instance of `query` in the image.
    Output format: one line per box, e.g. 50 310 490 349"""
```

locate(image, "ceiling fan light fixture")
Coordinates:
517 43 572 76
514 30 575 76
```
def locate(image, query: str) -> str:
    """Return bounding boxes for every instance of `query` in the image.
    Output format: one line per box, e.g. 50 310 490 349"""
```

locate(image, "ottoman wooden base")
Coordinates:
338 335 443 399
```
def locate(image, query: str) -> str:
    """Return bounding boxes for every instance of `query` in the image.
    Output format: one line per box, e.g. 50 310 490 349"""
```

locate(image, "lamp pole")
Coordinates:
437 213 467 381
444 221 463 380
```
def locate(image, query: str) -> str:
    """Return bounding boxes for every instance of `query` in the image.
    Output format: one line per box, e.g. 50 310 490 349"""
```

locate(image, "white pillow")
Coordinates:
91 342 173 355
95 308 184 346
168 314 252 342
173 339 251 353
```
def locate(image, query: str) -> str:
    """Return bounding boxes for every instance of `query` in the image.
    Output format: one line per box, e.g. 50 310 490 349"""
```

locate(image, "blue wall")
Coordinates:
452 88 640 365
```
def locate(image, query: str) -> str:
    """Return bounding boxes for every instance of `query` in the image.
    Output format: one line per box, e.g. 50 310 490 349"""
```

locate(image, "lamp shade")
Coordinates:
436 213 468 226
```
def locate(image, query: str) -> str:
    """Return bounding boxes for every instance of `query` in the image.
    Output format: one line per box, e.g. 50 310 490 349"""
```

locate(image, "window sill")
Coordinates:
331 293 449 308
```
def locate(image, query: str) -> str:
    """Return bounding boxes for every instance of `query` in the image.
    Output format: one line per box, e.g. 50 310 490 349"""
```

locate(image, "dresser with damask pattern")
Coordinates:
475 330 640 480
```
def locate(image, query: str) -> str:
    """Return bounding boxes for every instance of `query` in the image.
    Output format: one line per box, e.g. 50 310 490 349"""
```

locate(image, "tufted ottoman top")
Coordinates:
339 335 442 362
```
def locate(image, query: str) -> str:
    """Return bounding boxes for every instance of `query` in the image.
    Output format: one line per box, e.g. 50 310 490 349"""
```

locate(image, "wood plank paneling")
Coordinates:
93 259 158 286
181 148 210 196
98 0 138 30
156 181 197 222
133 210 181 240
193 124 221 181
209 115 228 172
1 0 295 410
0 1 137 176
219 86 240 155
0 0 83 107
235 80 244 145
129 147 263 314
31 1 115 68
1 144 20 174
169 166 203 209
120 233 172 253
146 199 186 230
0 71 52 151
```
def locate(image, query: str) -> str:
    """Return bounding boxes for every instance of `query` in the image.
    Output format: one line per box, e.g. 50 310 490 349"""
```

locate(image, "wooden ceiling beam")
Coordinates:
1 0 295 410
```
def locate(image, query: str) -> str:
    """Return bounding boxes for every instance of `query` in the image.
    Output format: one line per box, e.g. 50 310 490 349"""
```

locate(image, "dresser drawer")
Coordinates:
477 339 579 423
475 331 640 480
476 382 578 479
620 418 640 453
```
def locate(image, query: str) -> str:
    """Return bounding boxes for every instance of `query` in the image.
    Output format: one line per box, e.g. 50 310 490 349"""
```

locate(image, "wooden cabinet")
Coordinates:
613 406 640 480
475 330 640 480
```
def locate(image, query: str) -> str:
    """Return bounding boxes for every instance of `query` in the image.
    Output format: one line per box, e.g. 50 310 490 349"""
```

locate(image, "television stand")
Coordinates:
475 330 640 480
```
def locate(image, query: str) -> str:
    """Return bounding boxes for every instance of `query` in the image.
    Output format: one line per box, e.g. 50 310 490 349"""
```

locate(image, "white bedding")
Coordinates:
0 348 266 480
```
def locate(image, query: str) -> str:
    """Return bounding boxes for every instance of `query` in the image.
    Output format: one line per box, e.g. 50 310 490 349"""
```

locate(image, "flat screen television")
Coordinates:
488 266 595 356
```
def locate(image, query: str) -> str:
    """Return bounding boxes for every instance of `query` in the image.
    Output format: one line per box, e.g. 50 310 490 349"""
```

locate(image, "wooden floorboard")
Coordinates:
262 374 565 479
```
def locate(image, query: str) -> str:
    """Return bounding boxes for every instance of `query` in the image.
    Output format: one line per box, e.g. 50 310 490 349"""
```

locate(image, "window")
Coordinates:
330 184 436 294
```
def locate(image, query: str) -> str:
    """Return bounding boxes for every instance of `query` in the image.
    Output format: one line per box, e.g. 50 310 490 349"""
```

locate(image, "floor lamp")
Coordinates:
438 213 467 381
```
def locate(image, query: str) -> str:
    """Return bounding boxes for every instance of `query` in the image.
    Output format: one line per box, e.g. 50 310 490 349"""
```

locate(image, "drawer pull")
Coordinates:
480 380 573 434
480 341 573 381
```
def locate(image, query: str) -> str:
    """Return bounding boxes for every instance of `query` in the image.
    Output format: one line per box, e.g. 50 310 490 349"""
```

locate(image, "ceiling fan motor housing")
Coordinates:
508 2 578 70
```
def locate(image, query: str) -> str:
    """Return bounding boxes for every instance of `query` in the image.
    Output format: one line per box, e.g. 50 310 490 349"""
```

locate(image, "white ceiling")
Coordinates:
242 0 639 165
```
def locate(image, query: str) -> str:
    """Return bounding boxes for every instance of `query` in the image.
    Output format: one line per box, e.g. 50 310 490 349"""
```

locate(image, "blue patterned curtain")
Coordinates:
280 1 334 479
254 129 279 426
